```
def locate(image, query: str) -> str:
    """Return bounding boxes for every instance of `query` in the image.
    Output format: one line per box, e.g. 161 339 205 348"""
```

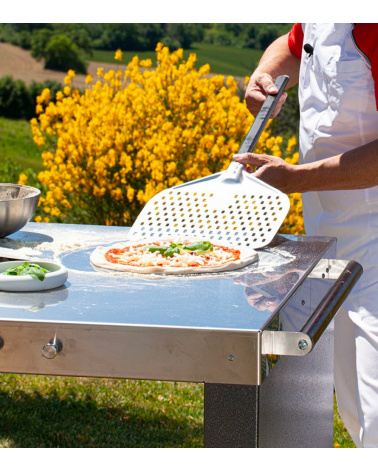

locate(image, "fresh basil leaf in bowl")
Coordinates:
3 262 51 281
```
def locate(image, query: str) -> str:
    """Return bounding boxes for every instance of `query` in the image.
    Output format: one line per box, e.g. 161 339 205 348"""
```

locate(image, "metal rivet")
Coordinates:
228 355 235 361
298 339 309 351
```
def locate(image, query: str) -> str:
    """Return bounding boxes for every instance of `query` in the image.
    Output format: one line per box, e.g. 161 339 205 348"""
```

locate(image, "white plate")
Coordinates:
0 260 68 292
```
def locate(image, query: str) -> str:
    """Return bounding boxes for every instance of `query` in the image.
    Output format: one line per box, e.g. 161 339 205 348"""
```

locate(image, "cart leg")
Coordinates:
204 325 334 448
204 383 259 447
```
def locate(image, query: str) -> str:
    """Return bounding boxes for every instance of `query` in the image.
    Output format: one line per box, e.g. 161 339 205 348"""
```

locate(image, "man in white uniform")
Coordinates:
233 23 378 447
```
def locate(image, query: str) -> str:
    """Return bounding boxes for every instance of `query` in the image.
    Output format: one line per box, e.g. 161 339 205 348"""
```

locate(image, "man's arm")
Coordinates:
245 33 301 118
233 139 378 194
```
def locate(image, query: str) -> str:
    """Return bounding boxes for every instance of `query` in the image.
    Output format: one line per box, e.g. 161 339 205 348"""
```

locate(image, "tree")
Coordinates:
31 30 87 73
44 35 87 73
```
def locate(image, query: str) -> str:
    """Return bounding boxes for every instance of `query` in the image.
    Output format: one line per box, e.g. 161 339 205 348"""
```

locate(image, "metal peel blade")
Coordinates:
128 75 290 250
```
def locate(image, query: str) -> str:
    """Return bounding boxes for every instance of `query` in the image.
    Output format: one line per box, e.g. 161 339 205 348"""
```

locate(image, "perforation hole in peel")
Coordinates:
130 190 287 247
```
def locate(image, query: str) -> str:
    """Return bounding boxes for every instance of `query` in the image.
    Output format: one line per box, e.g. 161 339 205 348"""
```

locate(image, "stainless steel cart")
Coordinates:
0 223 362 447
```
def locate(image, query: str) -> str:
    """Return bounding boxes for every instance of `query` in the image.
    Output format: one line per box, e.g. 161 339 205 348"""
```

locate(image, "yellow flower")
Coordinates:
140 58 152 68
18 173 28 185
114 49 123 62
85 74 93 85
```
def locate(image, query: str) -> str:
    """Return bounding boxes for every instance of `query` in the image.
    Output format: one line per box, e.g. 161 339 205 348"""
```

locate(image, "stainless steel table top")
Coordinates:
0 223 336 332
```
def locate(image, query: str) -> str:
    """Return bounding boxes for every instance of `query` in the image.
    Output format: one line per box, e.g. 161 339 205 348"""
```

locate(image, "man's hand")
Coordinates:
245 72 288 118
233 152 301 194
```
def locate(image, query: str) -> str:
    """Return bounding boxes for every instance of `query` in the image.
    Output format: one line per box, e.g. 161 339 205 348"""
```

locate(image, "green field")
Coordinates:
0 118 43 173
88 42 262 77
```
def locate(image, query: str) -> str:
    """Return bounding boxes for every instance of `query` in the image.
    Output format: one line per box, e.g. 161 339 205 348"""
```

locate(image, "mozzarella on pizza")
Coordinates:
90 238 258 275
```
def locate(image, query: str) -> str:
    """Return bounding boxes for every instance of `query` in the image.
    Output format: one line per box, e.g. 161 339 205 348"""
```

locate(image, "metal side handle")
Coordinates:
262 260 363 356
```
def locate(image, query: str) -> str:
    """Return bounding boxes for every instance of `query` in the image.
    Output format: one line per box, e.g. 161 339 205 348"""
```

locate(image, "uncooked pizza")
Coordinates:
90 238 258 274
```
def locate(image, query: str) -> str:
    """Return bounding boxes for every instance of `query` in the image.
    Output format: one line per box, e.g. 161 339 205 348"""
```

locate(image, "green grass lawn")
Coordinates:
0 117 43 173
0 375 204 447
88 42 262 77
0 373 354 448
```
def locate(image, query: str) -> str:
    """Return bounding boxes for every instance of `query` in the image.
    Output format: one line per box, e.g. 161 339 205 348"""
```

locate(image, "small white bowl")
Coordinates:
0 260 68 292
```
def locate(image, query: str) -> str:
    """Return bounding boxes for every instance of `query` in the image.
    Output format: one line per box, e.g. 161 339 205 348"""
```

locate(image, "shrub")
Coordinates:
30 44 304 234
31 30 87 74
0 76 63 120
0 76 32 119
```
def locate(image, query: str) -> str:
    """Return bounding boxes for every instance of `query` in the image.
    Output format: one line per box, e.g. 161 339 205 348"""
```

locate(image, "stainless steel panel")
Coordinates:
0 321 261 385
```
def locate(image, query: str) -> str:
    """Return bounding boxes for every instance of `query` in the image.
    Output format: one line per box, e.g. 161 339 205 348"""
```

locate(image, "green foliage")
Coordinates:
0 157 24 183
161 24 205 49
0 23 50 49
51 23 92 55
44 35 87 73
204 23 292 49
0 76 63 120
31 30 87 73
92 23 165 51
0 76 31 119
1 23 208 53
0 157 40 187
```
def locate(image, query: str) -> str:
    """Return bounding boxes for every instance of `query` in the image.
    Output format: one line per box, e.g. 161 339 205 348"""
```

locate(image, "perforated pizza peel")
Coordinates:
128 75 290 252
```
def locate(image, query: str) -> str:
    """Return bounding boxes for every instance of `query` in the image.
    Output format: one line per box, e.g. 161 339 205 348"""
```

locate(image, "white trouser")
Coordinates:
334 300 378 448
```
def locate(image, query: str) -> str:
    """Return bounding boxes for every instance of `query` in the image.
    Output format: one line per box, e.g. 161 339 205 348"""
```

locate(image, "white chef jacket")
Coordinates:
288 23 378 447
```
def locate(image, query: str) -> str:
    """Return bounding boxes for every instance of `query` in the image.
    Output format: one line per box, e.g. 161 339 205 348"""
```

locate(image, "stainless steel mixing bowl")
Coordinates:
0 184 41 238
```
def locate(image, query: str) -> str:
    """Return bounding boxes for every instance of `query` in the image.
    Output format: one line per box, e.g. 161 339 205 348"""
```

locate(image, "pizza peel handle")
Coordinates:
128 75 291 250
223 74 289 181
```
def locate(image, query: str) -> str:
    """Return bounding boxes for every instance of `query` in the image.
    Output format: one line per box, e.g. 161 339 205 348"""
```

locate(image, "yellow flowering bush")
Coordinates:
280 137 304 234
30 43 304 233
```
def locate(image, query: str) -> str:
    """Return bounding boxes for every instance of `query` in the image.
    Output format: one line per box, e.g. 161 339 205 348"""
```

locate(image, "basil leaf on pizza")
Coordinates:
183 241 213 253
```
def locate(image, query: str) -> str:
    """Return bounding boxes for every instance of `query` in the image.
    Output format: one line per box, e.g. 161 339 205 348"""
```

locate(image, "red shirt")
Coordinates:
288 23 378 107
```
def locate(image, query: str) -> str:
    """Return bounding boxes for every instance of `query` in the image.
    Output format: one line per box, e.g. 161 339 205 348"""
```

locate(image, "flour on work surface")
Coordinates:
0 226 129 258
0 237 83 256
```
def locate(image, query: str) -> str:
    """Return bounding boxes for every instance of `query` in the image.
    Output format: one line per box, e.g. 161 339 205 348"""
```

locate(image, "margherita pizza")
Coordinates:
90 238 258 274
